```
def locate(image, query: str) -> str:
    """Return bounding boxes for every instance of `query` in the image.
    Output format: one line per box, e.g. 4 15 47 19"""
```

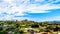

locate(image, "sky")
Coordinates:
0 0 60 22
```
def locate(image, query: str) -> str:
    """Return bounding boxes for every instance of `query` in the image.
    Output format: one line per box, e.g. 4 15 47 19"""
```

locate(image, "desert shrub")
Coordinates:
20 30 23 33
0 26 3 31
31 24 39 28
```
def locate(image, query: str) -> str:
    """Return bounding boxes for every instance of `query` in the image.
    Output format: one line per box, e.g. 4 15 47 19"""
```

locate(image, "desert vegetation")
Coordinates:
0 19 60 34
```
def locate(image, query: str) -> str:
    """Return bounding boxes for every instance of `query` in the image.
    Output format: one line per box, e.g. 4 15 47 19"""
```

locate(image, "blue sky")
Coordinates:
0 0 60 22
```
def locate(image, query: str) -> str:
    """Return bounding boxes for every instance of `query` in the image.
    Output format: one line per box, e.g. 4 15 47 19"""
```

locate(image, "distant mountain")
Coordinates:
48 21 60 24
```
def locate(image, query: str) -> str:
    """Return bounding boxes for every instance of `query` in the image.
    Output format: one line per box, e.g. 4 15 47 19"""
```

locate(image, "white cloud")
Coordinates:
0 0 60 14
0 0 60 20
41 16 60 21
35 0 45 2
3 0 12 2
52 16 60 20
